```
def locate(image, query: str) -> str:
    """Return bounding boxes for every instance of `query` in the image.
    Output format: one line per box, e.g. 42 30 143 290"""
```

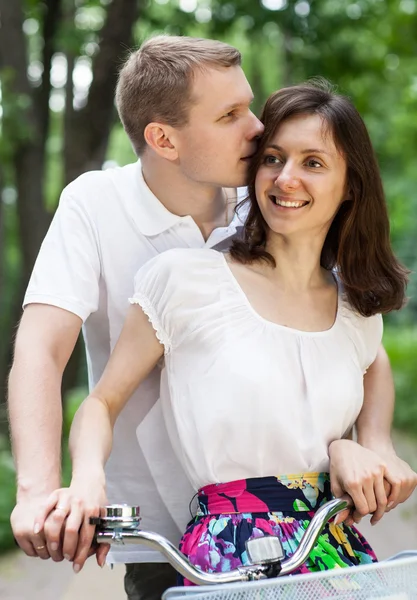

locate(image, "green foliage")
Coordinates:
2 0 417 557
0 440 16 553
384 328 417 435
0 68 35 161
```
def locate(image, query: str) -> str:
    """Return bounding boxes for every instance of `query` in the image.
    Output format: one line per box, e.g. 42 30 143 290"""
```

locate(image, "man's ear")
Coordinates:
144 122 178 160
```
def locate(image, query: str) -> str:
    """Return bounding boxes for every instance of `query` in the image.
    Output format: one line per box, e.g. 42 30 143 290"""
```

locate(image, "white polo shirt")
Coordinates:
24 160 246 563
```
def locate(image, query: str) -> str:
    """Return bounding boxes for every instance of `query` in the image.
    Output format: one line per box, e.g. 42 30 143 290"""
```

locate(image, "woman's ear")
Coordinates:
143 122 178 161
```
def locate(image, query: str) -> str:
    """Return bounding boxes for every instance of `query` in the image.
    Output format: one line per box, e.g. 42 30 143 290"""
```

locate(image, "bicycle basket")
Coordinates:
163 554 417 600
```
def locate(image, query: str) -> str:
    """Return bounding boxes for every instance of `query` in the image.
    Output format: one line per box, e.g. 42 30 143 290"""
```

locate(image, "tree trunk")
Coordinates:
64 0 141 184
0 0 141 418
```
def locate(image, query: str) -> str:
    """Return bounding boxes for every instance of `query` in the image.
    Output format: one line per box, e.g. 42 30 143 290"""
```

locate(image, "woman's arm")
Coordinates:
357 344 417 518
71 304 164 479
34 305 164 572
330 345 417 527
356 344 394 450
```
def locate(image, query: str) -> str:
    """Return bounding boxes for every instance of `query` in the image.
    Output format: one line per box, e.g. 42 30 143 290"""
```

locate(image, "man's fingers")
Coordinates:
11 504 51 559
32 534 51 560
16 538 38 558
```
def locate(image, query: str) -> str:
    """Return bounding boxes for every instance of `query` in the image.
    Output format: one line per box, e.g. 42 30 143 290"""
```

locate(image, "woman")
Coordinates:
37 81 410 580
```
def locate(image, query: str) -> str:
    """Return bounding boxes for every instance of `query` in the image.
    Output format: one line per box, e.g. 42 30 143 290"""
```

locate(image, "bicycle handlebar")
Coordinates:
93 496 350 585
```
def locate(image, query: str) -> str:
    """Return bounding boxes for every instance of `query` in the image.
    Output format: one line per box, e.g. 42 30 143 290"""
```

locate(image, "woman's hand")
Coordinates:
361 443 417 515
329 439 390 526
33 483 109 573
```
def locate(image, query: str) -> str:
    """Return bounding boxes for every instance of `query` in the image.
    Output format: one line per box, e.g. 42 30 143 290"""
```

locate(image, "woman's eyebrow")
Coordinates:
265 144 333 156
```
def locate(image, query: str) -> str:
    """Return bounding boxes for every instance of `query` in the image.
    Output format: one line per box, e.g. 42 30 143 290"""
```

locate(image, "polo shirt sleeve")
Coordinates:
24 188 101 322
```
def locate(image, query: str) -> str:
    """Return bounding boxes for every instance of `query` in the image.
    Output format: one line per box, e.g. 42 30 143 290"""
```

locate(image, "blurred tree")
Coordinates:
0 0 416 435
0 0 140 431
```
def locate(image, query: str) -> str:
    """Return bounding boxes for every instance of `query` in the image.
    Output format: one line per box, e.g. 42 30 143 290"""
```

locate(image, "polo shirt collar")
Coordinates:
133 160 248 237
134 161 183 236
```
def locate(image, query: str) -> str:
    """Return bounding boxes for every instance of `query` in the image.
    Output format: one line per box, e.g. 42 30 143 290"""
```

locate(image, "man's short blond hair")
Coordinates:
116 35 241 156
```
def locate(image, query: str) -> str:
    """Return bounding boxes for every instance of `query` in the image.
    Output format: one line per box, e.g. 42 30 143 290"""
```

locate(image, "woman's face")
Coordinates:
255 113 348 240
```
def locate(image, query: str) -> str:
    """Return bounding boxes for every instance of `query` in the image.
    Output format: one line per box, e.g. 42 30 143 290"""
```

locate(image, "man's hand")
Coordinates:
34 484 109 573
11 492 62 561
329 439 389 527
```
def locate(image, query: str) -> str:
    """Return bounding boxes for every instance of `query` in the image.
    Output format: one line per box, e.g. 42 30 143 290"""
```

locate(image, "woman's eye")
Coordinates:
263 155 281 165
306 158 322 168
223 111 236 119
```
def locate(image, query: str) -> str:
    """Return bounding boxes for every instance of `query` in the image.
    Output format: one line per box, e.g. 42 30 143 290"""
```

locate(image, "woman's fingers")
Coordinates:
62 498 85 561
43 498 70 561
344 480 370 520
33 490 60 536
72 507 101 573
370 476 388 525
96 542 110 568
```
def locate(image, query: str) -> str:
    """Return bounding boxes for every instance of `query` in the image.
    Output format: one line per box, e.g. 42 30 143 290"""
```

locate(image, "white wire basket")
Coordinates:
163 553 417 600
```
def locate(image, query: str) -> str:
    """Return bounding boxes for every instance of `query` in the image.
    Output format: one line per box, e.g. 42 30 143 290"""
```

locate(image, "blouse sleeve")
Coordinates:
361 313 384 373
129 248 195 354
128 251 181 354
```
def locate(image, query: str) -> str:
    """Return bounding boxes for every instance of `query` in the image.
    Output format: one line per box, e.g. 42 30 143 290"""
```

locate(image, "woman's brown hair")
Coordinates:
230 79 408 316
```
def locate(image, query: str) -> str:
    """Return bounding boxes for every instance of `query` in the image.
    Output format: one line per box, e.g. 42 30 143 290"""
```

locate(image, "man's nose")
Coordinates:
248 113 264 139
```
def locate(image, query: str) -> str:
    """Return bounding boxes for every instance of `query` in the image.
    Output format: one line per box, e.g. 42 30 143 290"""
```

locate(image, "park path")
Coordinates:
1 432 417 600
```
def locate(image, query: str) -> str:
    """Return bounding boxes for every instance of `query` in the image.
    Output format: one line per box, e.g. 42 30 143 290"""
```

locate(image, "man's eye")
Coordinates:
223 111 235 119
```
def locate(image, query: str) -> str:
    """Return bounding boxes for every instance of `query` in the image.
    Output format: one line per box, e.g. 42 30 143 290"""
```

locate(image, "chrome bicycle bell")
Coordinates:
246 536 285 566
90 504 141 531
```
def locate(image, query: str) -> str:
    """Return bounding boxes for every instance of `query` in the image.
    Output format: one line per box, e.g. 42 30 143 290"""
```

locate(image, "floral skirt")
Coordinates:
178 473 377 586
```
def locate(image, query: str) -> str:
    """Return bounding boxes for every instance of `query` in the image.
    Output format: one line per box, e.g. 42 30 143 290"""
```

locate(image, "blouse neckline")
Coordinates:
214 250 342 337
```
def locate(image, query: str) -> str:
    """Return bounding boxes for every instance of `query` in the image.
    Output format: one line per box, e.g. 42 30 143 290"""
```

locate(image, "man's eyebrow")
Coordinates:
265 144 333 156
221 96 255 112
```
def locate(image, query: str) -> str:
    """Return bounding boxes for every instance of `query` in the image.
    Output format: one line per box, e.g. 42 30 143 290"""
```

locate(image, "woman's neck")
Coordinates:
263 232 330 292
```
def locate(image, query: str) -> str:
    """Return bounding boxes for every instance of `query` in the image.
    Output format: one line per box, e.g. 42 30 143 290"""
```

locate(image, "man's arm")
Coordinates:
34 303 164 573
8 304 82 560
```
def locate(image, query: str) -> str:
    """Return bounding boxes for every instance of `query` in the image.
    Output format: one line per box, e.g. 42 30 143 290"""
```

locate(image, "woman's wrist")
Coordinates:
70 468 106 490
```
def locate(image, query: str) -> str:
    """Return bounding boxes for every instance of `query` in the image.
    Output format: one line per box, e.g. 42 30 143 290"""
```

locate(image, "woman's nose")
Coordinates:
274 166 301 191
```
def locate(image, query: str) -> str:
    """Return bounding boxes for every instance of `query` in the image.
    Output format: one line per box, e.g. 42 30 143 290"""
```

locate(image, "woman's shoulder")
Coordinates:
337 285 383 369
144 247 223 279
134 248 225 295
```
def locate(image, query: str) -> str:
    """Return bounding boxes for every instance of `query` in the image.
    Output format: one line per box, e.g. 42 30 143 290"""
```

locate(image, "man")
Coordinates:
8 35 416 600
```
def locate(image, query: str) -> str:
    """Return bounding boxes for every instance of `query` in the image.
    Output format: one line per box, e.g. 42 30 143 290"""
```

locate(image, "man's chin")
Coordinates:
222 176 248 189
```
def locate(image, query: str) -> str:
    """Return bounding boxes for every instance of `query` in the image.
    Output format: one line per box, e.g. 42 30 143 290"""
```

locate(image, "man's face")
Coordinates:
172 66 264 188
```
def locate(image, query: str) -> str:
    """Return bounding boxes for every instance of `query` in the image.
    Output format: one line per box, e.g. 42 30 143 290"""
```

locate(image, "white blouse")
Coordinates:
130 248 383 491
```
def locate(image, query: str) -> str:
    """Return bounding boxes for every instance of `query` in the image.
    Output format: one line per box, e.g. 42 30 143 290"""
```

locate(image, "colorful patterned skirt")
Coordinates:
178 473 377 586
